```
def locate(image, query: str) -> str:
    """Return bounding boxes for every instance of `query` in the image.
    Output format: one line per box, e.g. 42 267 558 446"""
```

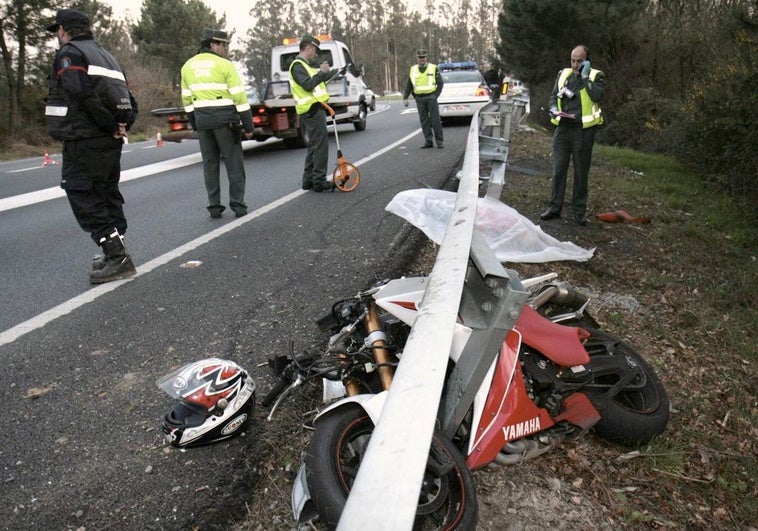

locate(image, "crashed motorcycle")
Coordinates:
263 260 669 529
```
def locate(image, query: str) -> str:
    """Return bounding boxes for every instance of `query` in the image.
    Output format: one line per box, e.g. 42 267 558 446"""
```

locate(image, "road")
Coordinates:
0 102 470 530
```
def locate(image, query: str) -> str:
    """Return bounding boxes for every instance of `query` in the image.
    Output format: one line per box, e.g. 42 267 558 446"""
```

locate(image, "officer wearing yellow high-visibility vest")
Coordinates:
540 45 605 226
402 49 444 149
289 35 344 192
181 28 254 218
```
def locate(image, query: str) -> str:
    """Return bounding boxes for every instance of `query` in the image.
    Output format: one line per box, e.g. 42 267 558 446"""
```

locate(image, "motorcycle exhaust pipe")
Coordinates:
494 438 557 465
529 283 589 311
550 283 589 308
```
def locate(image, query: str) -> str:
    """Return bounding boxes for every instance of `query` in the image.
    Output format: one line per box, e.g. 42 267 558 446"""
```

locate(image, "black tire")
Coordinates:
582 330 669 446
353 104 367 131
304 404 478 530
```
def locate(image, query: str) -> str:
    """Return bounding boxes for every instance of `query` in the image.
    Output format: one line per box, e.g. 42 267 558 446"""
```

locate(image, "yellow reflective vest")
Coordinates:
409 64 438 95
180 51 251 130
551 68 604 128
289 58 330 115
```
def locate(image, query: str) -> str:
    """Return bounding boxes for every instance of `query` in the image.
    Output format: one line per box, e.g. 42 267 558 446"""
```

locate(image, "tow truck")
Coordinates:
152 35 371 148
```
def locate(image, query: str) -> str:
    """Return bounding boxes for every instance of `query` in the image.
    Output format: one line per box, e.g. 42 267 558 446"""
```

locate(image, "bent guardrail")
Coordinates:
338 98 529 530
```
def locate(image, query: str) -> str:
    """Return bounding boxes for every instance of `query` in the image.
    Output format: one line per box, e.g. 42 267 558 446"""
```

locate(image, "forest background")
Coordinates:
0 0 755 201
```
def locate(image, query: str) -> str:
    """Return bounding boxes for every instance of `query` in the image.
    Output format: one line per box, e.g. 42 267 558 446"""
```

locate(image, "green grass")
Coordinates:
596 144 758 249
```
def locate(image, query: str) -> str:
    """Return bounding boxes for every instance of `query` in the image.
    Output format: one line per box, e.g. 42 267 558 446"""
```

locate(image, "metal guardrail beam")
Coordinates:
338 98 527 530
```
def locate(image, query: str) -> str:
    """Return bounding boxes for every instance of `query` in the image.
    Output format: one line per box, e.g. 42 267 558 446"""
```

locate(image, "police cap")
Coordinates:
300 34 321 52
202 28 230 43
416 49 429 58
46 9 90 32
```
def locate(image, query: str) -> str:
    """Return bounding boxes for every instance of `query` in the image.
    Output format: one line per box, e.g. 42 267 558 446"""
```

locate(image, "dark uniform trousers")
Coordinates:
301 104 329 188
62 136 126 244
416 94 443 146
549 122 597 217
198 125 247 213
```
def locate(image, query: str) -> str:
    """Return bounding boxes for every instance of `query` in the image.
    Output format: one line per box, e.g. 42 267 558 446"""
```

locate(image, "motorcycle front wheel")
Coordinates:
304 404 478 530
582 330 670 446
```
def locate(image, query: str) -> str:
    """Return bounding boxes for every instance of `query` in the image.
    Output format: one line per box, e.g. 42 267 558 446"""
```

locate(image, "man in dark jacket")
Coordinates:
482 61 503 100
45 9 137 284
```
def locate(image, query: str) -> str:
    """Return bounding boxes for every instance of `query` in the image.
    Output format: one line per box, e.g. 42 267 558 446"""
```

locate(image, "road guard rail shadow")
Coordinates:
338 97 530 529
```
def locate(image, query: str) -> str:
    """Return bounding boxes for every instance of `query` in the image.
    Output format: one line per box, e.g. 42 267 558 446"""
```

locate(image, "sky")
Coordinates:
108 1 253 38
107 0 429 44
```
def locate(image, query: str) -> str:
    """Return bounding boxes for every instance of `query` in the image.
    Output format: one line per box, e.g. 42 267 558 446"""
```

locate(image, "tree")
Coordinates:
131 0 224 86
242 0 299 97
0 0 55 133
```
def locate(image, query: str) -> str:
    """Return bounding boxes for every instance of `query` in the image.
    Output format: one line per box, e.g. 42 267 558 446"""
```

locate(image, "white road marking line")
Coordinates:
0 129 421 347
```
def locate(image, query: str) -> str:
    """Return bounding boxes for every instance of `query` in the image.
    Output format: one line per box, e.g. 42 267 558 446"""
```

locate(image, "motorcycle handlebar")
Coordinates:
261 375 292 407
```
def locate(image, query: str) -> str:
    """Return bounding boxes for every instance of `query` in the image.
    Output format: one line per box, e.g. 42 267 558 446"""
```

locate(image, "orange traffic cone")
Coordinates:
156 131 164 147
41 150 58 167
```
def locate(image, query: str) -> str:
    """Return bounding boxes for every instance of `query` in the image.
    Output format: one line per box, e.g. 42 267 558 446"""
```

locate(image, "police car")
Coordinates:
437 61 490 119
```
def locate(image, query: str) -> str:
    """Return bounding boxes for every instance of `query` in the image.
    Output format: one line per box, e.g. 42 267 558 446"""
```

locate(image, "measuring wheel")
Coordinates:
333 153 361 192
322 102 362 192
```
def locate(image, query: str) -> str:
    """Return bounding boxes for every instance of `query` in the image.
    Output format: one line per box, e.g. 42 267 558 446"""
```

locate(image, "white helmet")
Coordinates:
157 358 255 448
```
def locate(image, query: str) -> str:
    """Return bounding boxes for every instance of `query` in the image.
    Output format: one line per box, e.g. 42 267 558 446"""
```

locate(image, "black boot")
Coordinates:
91 253 107 271
89 229 136 284
92 233 129 271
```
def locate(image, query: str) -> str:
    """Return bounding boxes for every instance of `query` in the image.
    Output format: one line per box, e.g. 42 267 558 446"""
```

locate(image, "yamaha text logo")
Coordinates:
221 414 247 436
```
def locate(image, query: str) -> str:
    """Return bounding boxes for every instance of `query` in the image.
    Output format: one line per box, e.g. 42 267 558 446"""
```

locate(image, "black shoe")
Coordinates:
301 184 313 190
420 143 433 149
89 255 136 284
313 181 336 192
207 206 225 218
539 210 561 221
575 215 589 226
234 210 247 218
437 144 444 149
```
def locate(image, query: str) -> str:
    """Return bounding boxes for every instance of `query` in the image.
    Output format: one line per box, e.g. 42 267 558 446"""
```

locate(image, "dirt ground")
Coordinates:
237 125 756 531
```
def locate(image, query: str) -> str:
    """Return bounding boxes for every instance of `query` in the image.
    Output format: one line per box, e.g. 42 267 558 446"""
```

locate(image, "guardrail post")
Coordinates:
478 98 529 199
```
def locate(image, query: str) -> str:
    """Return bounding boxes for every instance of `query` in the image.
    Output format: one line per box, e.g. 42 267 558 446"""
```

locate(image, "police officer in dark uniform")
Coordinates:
482 61 503 100
45 9 137 284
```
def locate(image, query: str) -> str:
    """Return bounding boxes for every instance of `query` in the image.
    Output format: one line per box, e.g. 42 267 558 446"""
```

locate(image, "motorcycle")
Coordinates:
263 269 669 530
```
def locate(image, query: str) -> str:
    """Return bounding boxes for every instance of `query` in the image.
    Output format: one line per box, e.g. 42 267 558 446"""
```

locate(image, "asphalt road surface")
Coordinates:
0 102 471 529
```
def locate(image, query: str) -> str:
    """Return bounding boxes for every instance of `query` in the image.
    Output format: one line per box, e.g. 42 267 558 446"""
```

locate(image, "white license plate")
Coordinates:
443 104 470 112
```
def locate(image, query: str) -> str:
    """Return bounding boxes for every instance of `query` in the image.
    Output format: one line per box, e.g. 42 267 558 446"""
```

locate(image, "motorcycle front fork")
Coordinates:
342 302 396 396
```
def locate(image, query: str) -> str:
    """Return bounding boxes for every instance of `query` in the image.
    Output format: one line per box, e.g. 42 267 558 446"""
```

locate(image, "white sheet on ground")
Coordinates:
386 189 594 263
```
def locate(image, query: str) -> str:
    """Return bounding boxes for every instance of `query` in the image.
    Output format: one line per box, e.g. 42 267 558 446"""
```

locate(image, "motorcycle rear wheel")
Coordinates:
304 403 478 530
582 330 670 446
